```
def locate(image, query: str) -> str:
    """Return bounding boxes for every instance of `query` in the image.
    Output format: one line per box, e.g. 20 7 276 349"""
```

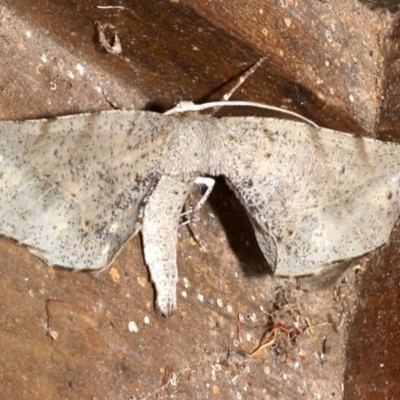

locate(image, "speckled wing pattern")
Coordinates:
2 109 400 317
219 117 400 277
0 110 171 269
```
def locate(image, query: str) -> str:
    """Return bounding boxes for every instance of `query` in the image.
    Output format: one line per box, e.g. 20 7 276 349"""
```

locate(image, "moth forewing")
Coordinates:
220 117 400 276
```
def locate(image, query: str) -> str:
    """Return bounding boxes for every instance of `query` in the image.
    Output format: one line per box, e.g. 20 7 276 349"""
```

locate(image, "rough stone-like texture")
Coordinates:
0 1 398 399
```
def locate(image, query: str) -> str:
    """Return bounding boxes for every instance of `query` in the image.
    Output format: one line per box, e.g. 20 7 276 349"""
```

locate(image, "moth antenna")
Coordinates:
221 57 267 103
164 57 318 127
165 100 319 128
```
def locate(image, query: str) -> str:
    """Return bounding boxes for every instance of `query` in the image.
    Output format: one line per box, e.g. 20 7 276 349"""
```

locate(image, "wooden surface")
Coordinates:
0 0 382 128
0 0 399 399
344 12 400 400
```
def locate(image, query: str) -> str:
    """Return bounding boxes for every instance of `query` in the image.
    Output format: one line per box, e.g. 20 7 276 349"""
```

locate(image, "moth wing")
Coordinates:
0 110 172 269
220 117 400 276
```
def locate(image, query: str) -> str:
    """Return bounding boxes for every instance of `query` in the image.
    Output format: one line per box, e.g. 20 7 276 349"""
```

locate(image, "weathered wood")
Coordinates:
0 0 381 130
344 12 400 399
0 1 397 399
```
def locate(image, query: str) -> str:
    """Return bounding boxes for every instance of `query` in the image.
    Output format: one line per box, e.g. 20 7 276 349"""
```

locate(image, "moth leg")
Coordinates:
142 175 191 317
194 177 215 210
181 177 215 250
180 176 214 224
182 199 208 251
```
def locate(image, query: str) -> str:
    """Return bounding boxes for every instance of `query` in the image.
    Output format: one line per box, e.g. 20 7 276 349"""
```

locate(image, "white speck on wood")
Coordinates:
128 321 138 333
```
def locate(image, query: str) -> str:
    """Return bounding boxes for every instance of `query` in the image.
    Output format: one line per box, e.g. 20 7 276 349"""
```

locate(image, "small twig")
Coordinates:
251 329 278 356
251 322 300 356
97 5 135 14
303 319 333 341
161 365 174 387
45 298 62 339
236 316 243 345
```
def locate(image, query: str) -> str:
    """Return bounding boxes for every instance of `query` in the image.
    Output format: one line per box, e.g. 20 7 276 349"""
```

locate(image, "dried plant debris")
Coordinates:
96 21 122 54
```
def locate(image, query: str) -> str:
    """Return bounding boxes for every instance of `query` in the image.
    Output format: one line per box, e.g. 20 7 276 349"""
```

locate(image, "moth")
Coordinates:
1 102 399 316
